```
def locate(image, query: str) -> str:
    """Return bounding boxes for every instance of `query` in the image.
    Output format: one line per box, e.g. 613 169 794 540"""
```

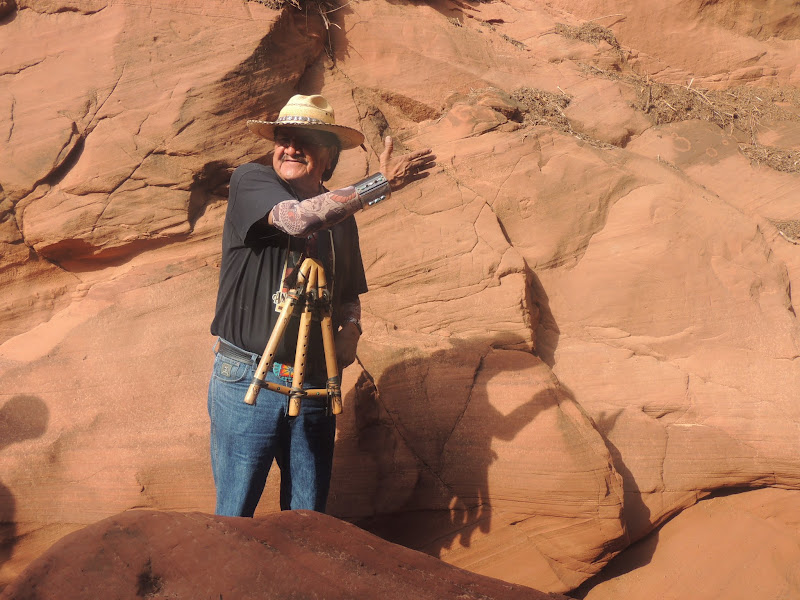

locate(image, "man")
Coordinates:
208 94 435 517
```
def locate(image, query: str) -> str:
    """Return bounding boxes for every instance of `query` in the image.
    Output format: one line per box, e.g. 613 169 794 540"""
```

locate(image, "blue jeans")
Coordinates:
207 345 336 517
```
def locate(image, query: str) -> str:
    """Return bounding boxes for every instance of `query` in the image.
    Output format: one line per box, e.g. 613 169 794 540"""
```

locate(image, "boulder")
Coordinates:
0 509 566 600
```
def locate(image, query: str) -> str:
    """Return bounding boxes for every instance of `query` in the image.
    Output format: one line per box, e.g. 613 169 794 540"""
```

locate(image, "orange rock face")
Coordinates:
576 488 800 600
1 0 799 596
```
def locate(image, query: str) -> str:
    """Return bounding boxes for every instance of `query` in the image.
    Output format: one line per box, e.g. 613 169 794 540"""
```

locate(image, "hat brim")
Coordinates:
246 120 365 150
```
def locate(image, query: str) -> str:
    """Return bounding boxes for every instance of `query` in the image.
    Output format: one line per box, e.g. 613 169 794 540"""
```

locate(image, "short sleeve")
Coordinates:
227 163 295 245
333 215 369 304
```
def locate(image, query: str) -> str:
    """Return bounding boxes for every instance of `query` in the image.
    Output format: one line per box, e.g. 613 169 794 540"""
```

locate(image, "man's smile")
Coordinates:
271 126 338 196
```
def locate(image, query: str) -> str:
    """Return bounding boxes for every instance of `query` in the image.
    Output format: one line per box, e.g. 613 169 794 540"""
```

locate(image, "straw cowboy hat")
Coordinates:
247 94 365 150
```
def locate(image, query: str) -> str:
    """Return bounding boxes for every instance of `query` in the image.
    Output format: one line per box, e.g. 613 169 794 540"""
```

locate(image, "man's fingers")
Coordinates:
415 153 437 165
411 153 437 173
383 143 436 188
411 149 435 164
380 136 394 160
379 136 394 173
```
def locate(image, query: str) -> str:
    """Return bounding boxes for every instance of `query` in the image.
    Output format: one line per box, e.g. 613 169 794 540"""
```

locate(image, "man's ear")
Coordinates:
322 145 340 182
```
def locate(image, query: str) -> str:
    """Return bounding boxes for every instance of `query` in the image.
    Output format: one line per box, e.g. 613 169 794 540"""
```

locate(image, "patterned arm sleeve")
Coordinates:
270 187 361 237
270 173 391 237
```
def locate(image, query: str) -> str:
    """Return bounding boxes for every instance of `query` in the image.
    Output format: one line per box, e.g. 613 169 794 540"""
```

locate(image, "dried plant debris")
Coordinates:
249 0 337 14
555 22 621 50
581 64 800 134
740 144 800 173
633 82 800 171
770 220 800 243
579 63 800 170
249 0 292 8
511 88 571 130
249 0 341 57
511 87 616 148
501 34 527 49
635 81 800 134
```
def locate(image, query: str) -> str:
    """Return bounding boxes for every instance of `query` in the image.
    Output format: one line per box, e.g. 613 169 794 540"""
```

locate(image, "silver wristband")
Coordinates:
355 173 391 209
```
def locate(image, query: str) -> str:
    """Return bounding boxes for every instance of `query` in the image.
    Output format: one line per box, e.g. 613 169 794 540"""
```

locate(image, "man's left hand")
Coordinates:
335 321 361 372
380 136 436 191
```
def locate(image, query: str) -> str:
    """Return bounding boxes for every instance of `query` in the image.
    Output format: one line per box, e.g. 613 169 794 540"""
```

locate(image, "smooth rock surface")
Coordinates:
575 488 800 600
1 0 799 596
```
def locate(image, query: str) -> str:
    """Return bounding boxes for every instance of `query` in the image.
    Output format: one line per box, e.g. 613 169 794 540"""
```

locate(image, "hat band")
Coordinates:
276 115 334 126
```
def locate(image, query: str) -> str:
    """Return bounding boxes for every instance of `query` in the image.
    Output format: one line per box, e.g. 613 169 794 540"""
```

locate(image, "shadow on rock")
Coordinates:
334 336 559 557
0 395 49 574
529 270 560 367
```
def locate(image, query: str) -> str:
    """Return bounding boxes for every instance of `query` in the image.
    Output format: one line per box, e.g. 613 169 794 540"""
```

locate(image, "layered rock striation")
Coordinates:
1 0 798 596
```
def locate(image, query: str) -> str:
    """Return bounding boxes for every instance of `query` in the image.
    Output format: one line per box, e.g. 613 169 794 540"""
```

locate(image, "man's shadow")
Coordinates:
332 337 561 556
0 395 50 578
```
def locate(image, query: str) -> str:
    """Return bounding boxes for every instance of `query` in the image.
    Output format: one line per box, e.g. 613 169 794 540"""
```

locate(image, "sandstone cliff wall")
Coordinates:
1 0 799 595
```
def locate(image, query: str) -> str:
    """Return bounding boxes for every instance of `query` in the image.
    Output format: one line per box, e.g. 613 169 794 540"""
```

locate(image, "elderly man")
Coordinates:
208 94 435 517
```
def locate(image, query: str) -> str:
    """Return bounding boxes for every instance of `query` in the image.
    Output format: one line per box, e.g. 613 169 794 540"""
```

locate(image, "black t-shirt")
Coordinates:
210 163 368 379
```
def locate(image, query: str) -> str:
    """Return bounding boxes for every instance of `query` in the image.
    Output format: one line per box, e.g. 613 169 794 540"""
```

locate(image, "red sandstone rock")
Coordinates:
544 0 800 86
0 509 566 599
577 488 800 600
1 0 799 596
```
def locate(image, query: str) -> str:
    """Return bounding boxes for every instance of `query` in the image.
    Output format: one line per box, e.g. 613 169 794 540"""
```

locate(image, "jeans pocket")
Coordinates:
212 354 250 384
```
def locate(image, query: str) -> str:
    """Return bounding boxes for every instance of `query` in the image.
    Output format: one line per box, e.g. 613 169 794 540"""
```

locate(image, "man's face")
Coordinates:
272 127 335 196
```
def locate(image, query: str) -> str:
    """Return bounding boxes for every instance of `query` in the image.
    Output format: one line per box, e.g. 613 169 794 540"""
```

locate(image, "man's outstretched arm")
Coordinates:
269 137 436 237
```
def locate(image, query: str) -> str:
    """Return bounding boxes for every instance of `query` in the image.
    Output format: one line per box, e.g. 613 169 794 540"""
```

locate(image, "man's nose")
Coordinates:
284 140 303 154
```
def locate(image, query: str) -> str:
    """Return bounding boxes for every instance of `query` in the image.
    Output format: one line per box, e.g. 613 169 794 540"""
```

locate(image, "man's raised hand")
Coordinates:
379 136 436 191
